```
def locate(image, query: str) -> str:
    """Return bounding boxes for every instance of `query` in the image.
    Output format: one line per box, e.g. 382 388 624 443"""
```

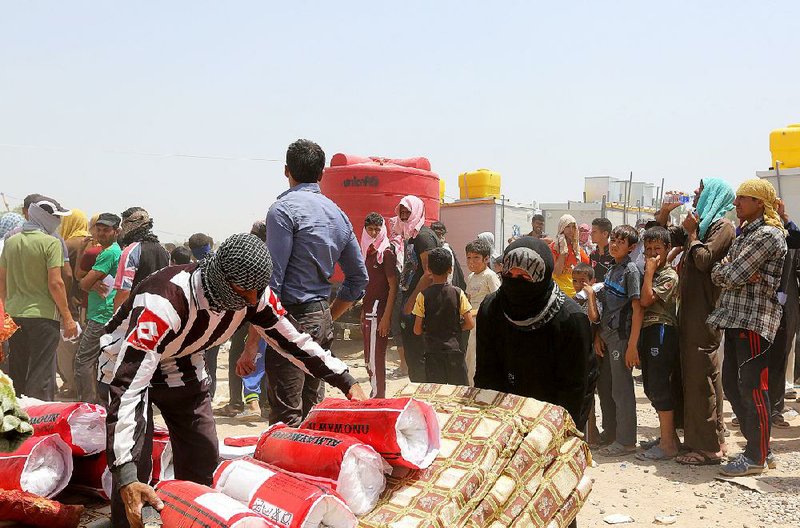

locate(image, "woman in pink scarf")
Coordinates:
550 214 590 297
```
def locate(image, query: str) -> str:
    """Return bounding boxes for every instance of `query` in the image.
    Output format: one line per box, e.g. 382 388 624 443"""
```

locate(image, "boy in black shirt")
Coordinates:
413 247 474 385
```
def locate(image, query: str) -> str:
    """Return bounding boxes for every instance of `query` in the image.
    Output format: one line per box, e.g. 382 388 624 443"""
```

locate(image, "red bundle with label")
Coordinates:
253 424 388 516
214 457 356 528
70 452 112 499
0 490 84 528
156 479 276 528
301 397 440 469
151 427 174 484
0 434 73 498
23 401 106 456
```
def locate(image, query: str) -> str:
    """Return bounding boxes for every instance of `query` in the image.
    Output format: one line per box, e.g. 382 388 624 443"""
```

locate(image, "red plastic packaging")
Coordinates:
301 397 440 469
23 401 106 455
70 452 112 499
213 457 356 528
253 424 387 515
156 479 276 528
0 434 73 498
0 489 84 528
151 427 174 484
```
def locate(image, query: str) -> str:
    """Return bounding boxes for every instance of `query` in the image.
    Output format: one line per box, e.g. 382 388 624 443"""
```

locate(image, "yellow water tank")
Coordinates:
458 169 502 200
770 124 800 169
439 178 446 201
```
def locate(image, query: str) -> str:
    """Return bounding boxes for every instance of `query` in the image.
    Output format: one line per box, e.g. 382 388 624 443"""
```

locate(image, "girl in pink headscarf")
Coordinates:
550 214 590 297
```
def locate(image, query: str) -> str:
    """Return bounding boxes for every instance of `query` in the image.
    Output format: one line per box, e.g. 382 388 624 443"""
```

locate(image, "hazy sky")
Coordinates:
2 1 798 242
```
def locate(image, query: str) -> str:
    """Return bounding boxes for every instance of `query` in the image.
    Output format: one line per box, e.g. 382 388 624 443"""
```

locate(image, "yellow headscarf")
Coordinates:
736 179 787 235
59 209 90 240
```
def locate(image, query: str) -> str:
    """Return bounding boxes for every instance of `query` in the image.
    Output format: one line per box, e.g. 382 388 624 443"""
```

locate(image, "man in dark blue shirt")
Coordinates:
262 139 368 425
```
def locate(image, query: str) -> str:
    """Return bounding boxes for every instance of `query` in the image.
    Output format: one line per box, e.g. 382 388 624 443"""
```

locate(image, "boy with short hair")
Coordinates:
636 226 682 460
464 239 501 385
597 225 643 456
590 218 615 283
413 247 474 385
572 262 601 323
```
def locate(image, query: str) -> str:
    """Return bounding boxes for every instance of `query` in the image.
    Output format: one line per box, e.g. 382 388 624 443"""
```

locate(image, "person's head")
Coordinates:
578 223 591 245
250 220 267 242
427 247 452 278
734 179 777 224
27 197 71 235
199 233 272 311
609 225 639 261
558 214 578 243
170 246 193 265
498 237 556 323
668 225 687 249
285 139 325 185
465 239 491 273
431 221 447 242
59 209 89 240
572 262 595 293
643 226 671 268
395 195 425 239
22 193 45 218
119 207 157 246
364 212 384 239
591 218 613 246
188 232 214 260
94 213 121 247
531 214 545 236
0 212 25 239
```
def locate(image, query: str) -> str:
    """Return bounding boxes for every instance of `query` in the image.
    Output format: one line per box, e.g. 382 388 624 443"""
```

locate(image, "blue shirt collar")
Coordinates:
277 182 321 199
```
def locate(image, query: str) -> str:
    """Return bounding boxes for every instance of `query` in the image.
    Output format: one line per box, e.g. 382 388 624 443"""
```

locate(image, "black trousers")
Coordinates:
204 345 220 400
722 328 771 465
227 323 249 407
424 348 468 385
265 303 331 426
111 381 218 528
400 312 427 382
640 324 682 414
8 317 60 400
768 312 798 417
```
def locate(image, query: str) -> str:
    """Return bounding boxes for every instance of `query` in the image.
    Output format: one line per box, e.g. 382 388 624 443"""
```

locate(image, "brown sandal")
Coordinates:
676 451 722 466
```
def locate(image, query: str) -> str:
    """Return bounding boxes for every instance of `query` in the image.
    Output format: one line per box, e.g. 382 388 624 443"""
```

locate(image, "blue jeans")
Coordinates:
243 340 267 403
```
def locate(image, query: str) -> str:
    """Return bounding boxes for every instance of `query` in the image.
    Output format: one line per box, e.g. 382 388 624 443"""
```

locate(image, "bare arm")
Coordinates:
413 315 424 335
585 288 600 323
404 250 432 314
625 299 643 368
48 267 78 338
461 310 475 331
640 257 659 308
553 252 568 275
378 271 399 337
329 299 354 321
113 289 130 311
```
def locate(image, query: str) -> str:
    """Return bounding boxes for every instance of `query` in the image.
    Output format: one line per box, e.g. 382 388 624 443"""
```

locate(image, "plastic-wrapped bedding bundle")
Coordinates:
214 457 357 528
220 435 260 460
0 490 84 528
0 434 73 498
22 401 107 456
151 428 174 484
301 397 440 469
254 423 388 516
156 479 277 528
70 452 112 499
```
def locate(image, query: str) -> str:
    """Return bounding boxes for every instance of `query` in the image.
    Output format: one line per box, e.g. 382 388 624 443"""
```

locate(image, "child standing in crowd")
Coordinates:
597 225 643 457
636 226 682 460
572 262 601 324
413 247 474 385
551 214 590 297
360 213 399 398
590 218 615 283
464 239 501 385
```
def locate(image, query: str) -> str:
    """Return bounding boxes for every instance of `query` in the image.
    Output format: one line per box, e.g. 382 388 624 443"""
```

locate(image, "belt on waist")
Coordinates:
284 299 329 316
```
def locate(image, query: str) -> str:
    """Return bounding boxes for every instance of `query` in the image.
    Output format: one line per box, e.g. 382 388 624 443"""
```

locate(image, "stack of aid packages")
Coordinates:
159 385 592 528
0 396 175 528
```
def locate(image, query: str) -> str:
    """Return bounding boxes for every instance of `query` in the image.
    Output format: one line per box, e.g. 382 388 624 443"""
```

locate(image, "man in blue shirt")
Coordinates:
262 139 368 425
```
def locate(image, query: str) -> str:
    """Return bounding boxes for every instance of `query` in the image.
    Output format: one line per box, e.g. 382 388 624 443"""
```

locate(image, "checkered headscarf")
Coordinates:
199 233 272 312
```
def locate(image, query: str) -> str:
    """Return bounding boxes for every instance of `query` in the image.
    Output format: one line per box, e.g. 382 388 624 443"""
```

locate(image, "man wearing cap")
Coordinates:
708 178 787 476
99 233 366 528
75 213 121 404
0 198 79 399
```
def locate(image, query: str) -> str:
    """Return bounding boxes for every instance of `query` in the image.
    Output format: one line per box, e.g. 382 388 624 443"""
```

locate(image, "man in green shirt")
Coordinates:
76 213 122 404
0 199 78 400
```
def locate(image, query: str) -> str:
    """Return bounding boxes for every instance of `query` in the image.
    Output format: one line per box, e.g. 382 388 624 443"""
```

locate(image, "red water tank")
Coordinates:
321 153 441 234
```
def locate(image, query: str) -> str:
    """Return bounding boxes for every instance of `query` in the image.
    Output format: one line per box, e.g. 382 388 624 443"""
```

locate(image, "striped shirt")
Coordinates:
101 263 355 476
708 217 787 342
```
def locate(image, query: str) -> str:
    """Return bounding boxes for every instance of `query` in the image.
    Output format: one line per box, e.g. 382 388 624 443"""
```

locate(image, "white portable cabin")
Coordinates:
757 167 800 222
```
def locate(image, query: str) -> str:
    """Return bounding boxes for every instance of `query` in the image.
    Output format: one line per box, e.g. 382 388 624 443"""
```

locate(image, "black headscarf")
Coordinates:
498 236 566 330
200 233 272 312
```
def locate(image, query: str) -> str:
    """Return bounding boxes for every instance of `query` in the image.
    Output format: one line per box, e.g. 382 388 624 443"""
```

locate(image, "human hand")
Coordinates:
93 281 110 297
655 202 682 226
625 345 640 369
594 335 606 357
347 383 368 401
682 211 699 234
557 234 569 255
378 316 391 338
645 255 661 276
120 481 163 528
582 284 595 299
403 299 414 315
235 350 257 377
748 272 762 284
777 199 789 223
62 319 79 340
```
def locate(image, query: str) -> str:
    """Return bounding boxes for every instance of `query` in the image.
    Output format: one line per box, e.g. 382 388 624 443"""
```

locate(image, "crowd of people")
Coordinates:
0 139 799 527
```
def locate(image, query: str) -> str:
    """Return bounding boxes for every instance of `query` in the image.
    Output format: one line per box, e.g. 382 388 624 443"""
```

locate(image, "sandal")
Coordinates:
772 415 791 428
676 451 722 466
598 441 637 457
639 437 660 450
636 445 676 461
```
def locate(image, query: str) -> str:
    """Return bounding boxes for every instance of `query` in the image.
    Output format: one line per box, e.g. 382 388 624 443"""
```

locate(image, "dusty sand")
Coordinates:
140 336 800 527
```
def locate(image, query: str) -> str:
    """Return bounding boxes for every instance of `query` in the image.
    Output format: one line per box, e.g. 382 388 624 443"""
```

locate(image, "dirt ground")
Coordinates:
73 335 800 527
